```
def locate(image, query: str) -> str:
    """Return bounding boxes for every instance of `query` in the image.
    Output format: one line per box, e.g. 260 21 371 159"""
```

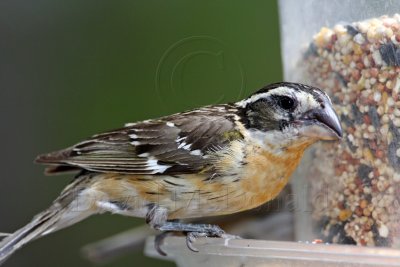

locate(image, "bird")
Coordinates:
0 82 342 263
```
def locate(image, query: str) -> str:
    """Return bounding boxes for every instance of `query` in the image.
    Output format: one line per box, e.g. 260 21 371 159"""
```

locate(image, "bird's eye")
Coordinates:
277 96 296 111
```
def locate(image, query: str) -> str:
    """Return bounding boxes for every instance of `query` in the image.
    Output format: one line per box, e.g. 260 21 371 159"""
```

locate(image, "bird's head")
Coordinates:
236 82 342 149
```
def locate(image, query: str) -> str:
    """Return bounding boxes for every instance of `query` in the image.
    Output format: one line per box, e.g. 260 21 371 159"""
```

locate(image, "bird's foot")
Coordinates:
154 222 227 255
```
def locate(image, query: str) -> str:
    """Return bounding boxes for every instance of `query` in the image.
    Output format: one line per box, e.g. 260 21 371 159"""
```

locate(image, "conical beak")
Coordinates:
298 104 343 140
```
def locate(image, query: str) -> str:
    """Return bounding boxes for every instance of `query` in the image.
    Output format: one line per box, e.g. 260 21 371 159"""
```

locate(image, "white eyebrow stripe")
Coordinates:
236 86 321 113
236 86 295 107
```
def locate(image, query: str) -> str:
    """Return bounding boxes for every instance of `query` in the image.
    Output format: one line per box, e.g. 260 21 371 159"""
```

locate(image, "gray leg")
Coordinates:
145 206 226 254
145 205 168 228
157 222 224 235
154 222 226 254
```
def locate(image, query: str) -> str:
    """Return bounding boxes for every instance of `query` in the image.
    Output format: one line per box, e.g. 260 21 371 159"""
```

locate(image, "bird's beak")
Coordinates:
298 104 343 140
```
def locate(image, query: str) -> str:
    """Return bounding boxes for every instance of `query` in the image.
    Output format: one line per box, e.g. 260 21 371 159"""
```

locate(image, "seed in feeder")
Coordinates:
345 24 359 36
367 125 375 132
382 114 390 123
305 42 318 57
364 147 374 163
386 28 394 38
372 50 383 65
363 115 371 124
388 142 400 171
351 69 360 80
394 173 400 182
357 164 373 186
346 139 357 153
354 206 363 217
389 121 400 141
340 114 353 127
339 209 352 221
359 199 368 209
370 68 379 78
393 77 400 93
393 118 400 127
377 180 387 192
386 81 395 90
363 208 371 217
353 44 363 55
368 106 381 129
354 33 366 44
378 224 389 238
379 42 399 66
351 104 364 124
363 186 372 194
371 83 382 93
371 225 390 246
376 150 385 159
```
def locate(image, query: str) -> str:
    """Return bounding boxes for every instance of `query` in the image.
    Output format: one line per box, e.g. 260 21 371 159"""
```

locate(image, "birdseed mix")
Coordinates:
301 14 400 247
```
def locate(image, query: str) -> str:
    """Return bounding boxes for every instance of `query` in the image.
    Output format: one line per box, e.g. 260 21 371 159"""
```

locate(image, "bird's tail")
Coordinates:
0 175 94 264
0 208 64 264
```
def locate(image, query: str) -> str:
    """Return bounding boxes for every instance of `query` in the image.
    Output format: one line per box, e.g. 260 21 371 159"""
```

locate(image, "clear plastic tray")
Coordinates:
145 237 400 267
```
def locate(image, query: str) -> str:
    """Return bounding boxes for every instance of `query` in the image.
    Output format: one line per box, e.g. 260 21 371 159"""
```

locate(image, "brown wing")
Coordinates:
36 105 241 175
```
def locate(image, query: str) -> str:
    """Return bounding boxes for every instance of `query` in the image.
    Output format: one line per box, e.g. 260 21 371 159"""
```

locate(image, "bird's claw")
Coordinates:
185 232 207 252
154 231 174 256
185 225 226 252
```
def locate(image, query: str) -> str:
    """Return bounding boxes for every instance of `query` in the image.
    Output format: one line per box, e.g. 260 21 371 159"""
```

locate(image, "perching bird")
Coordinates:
0 82 342 263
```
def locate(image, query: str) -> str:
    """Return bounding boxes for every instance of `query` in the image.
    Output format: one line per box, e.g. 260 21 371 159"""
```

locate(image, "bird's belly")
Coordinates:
166 149 304 218
89 144 305 219
88 173 242 219
89 173 253 219
178 144 307 218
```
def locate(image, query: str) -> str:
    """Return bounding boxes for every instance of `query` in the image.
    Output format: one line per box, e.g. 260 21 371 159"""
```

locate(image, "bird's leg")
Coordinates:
157 221 225 252
157 222 225 236
145 205 175 256
145 205 226 254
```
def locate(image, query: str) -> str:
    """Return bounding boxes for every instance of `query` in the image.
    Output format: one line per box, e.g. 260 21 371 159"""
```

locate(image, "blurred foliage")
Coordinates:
0 0 281 266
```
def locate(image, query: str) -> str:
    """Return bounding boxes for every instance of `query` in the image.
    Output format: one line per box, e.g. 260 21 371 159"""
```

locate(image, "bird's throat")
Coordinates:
237 142 310 212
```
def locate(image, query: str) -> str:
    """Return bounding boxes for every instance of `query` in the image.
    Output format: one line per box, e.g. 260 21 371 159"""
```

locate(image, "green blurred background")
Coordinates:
0 1 282 266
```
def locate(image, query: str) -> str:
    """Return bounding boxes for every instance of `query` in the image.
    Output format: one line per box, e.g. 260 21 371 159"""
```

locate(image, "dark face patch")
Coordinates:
239 82 327 132
242 96 296 132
